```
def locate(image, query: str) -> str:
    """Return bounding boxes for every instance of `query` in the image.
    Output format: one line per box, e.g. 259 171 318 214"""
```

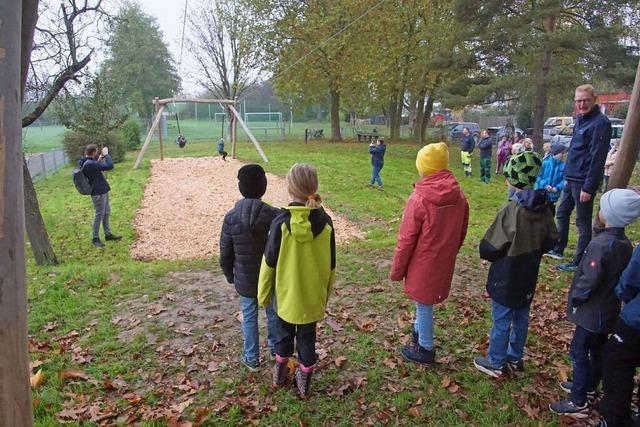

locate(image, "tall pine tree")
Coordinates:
102 2 180 120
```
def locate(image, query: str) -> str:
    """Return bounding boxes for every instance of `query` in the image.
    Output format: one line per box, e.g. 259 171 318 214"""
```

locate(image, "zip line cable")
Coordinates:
173 0 189 138
269 0 389 83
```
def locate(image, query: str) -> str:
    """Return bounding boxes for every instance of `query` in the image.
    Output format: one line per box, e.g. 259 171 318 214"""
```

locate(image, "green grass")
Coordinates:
21 118 429 154
27 138 640 425
22 125 67 153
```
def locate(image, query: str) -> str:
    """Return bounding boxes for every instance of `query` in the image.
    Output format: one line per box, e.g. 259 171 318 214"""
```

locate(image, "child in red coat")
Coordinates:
390 142 469 364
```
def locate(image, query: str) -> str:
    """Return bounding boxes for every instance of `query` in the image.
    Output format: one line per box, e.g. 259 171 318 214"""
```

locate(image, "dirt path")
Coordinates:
130 157 364 261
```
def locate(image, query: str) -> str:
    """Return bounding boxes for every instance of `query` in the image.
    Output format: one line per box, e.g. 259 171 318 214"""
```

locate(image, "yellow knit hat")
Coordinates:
416 142 449 176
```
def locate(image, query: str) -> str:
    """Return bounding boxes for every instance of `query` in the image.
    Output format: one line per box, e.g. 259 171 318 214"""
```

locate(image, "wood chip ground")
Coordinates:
130 157 364 260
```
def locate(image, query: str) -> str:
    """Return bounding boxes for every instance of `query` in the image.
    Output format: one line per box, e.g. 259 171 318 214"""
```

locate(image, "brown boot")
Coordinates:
295 365 313 399
272 354 289 387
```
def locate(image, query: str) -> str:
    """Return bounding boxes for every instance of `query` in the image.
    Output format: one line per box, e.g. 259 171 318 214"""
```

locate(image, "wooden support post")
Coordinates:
229 105 269 162
155 97 163 161
134 105 165 169
607 58 640 190
231 111 237 159
0 0 34 423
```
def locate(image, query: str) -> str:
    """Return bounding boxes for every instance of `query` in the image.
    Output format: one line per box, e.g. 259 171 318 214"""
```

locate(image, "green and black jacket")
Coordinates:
479 189 558 309
258 203 336 324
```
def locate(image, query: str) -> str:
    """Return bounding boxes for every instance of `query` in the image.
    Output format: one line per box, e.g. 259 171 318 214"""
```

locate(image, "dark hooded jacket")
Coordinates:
616 245 640 332
480 189 558 308
219 199 281 297
79 155 113 195
567 227 632 333
478 137 493 159
461 134 475 153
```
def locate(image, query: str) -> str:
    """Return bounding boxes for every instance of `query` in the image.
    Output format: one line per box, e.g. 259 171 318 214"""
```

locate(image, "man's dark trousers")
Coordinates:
599 321 640 427
553 180 595 264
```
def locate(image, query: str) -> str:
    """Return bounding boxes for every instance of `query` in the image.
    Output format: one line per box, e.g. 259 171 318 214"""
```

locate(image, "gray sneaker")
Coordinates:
239 355 259 372
549 398 591 418
544 250 563 260
557 262 578 273
473 356 508 378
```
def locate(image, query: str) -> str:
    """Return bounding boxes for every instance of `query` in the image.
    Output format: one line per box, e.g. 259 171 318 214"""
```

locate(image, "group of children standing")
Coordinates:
221 141 638 425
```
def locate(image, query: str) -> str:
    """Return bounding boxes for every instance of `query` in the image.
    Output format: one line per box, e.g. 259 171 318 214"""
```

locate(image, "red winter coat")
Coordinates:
390 170 469 305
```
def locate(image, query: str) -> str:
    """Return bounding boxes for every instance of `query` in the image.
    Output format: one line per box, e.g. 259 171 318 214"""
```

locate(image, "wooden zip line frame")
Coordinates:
133 97 269 169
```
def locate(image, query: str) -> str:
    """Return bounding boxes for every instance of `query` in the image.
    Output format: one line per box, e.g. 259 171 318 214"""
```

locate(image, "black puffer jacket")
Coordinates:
219 199 281 297
567 227 633 333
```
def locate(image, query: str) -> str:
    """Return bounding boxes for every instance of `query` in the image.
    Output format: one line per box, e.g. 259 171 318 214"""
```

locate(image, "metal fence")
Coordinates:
25 149 68 181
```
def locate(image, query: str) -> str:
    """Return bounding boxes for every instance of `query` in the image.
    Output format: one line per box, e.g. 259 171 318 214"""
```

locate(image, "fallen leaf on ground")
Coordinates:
407 407 421 417
60 369 88 381
30 369 44 388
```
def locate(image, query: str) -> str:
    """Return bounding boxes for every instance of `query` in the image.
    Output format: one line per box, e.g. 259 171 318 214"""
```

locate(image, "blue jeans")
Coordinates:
413 303 434 350
239 295 278 363
569 325 608 405
554 180 595 265
488 300 530 368
371 164 383 186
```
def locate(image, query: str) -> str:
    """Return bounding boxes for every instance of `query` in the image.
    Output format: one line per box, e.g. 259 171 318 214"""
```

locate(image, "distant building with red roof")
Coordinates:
597 92 631 115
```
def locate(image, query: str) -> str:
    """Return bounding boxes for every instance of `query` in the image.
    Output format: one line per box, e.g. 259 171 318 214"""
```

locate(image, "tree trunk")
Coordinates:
391 88 404 141
388 96 398 139
594 58 640 228
532 16 556 152
421 95 435 142
1 0 34 422
329 89 341 142
23 159 58 265
316 103 323 121
607 59 640 190
413 90 426 144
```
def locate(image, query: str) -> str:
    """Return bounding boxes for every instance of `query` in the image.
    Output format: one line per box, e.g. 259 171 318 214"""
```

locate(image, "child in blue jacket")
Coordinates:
535 143 567 214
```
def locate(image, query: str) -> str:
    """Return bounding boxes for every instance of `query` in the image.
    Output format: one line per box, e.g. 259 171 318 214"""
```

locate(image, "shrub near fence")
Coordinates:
25 148 68 181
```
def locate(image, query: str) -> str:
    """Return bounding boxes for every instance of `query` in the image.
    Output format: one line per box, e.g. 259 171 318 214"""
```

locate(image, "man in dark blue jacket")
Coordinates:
547 85 612 272
79 144 121 248
598 244 640 427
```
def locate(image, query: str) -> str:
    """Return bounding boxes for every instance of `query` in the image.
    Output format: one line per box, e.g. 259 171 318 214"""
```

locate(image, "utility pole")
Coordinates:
1 0 35 424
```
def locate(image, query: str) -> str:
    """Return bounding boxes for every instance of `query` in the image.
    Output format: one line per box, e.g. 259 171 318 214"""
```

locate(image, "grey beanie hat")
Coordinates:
600 189 640 227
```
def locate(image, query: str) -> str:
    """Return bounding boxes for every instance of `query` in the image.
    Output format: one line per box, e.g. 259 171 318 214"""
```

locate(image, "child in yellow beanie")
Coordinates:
390 142 469 364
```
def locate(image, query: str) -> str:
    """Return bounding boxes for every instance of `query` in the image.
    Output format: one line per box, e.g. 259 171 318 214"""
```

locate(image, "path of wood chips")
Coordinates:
130 157 364 260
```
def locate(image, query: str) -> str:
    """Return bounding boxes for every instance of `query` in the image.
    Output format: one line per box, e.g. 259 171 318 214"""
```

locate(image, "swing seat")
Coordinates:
176 134 187 148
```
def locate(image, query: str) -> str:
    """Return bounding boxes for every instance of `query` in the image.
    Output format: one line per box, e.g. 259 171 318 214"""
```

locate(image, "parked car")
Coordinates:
450 122 480 142
551 123 624 149
543 116 575 141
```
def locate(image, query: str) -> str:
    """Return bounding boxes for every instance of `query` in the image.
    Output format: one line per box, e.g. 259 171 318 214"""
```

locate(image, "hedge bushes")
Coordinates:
63 131 126 164
120 119 142 150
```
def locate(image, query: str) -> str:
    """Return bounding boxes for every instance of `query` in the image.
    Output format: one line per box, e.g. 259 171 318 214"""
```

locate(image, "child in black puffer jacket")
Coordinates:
219 164 281 371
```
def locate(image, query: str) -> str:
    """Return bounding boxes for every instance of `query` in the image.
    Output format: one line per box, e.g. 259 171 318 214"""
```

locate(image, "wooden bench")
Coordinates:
356 131 379 143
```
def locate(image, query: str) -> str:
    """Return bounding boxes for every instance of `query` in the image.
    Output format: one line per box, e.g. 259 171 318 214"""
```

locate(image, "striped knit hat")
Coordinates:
503 151 542 189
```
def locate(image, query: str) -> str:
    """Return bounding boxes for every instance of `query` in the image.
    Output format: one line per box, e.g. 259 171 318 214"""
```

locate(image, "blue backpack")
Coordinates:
72 162 93 195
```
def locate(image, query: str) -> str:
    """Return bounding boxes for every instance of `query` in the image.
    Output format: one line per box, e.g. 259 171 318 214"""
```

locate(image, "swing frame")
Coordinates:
133 97 269 169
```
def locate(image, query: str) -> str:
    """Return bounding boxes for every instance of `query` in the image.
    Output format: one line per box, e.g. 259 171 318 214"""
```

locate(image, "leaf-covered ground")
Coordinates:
28 139 640 426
